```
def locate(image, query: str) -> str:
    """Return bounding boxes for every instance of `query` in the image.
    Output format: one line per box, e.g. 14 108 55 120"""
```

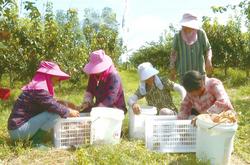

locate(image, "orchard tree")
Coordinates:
82 7 122 64
211 0 250 76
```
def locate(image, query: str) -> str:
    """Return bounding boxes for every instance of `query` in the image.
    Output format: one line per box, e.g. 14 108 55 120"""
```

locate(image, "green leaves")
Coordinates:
0 1 123 86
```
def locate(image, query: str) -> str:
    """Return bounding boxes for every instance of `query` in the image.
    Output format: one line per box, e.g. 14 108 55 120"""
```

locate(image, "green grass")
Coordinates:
0 69 249 164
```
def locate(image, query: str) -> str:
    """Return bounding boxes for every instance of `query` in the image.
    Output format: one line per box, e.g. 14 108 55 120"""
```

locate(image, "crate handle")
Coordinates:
208 119 226 129
92 116 101 123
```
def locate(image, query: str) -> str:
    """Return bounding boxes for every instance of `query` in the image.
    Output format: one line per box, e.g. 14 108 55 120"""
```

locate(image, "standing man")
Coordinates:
169 12 213 82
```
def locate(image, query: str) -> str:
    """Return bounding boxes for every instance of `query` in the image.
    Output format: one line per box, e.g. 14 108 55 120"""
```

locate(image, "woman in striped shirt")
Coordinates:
169 12 213 82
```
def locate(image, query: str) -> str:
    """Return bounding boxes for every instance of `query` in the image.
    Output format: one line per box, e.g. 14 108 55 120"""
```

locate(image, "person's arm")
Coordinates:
202 29 213 74
78 77 95 111
79 91 93 110
205 48 213 74
56 100 78 110
34 90 79 118
170 33 179 80
173 83 186 101
209 81 233 113
128 93 142 115
170 50 177 81
177 95 193 119
128 94 138 107
128 87 145 114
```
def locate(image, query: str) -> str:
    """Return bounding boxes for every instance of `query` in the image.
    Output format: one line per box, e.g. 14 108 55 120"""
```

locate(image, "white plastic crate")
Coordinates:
145 116 196 153
129 106 157 140
53 113 93 149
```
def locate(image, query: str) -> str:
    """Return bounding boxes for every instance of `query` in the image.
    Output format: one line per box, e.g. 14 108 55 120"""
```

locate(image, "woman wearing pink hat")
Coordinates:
7 61 80 147
80 49 127 113
169 12 213 82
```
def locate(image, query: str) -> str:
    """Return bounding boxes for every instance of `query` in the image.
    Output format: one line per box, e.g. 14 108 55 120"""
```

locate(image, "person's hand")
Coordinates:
170 69 177 81
191 116 198 127
68 109 80 117
67 102 78 110
76 102 91 112
205 59 213 75
132 103 141 115
98 102 105 107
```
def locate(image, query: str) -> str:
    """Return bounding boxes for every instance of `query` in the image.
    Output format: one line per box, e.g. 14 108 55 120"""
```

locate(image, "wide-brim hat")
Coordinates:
83 49 113 74
180 13 200 30
138 62 159 81
36 61 70 80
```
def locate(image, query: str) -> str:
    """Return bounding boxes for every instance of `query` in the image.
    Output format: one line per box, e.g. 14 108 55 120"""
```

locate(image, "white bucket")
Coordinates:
129 106 157 139
196 114 238 165
90 107 124 145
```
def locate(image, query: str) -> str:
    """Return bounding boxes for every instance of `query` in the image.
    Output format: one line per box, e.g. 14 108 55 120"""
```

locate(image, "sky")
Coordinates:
18 0 245 60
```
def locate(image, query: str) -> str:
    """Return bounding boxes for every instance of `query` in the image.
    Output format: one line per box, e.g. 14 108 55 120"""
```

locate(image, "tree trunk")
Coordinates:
0 73 2 85
9 70 13 88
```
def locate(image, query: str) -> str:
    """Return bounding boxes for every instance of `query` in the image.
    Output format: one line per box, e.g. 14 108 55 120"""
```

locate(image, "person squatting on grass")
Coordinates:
78 49 127 114
177 70 234 119
7 61 80 147
169 12 213 82
128 62 186 115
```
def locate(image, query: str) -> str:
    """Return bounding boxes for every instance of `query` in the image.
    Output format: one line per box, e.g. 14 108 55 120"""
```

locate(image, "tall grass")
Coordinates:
0 69 249 164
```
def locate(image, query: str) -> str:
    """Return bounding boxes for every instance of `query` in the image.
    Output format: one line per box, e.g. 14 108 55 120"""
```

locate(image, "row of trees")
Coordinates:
129 1 250 77
0 0 124 86
1 0 249 87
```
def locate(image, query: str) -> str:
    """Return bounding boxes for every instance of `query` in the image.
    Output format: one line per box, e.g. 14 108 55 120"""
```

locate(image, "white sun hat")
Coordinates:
180 12 200 30
137 62 159 81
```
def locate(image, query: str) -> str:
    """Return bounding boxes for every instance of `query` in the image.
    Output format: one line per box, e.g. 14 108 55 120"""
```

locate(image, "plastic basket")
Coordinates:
145 115 196 153
53 113 92 149
129 106 157 140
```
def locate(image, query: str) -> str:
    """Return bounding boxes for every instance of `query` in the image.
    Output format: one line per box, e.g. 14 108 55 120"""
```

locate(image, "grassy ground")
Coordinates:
0 69 249 165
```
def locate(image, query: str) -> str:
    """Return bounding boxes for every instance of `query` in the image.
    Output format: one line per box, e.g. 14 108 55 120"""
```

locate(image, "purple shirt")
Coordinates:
8 89 69 130
86 72 127 113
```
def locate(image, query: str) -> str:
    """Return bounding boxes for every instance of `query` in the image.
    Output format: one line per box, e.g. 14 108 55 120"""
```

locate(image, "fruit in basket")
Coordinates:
210 110 237 123
219 110 237 123
210 114 220 123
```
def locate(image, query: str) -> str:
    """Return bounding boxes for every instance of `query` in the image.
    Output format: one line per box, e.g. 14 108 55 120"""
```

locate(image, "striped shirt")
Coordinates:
171 29 211 79
177 77 233 119
132 77 177 112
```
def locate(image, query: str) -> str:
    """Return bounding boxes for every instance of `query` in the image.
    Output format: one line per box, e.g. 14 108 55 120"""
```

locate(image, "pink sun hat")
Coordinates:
36 61 70 80
180 12 200 30
83 49 113 74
